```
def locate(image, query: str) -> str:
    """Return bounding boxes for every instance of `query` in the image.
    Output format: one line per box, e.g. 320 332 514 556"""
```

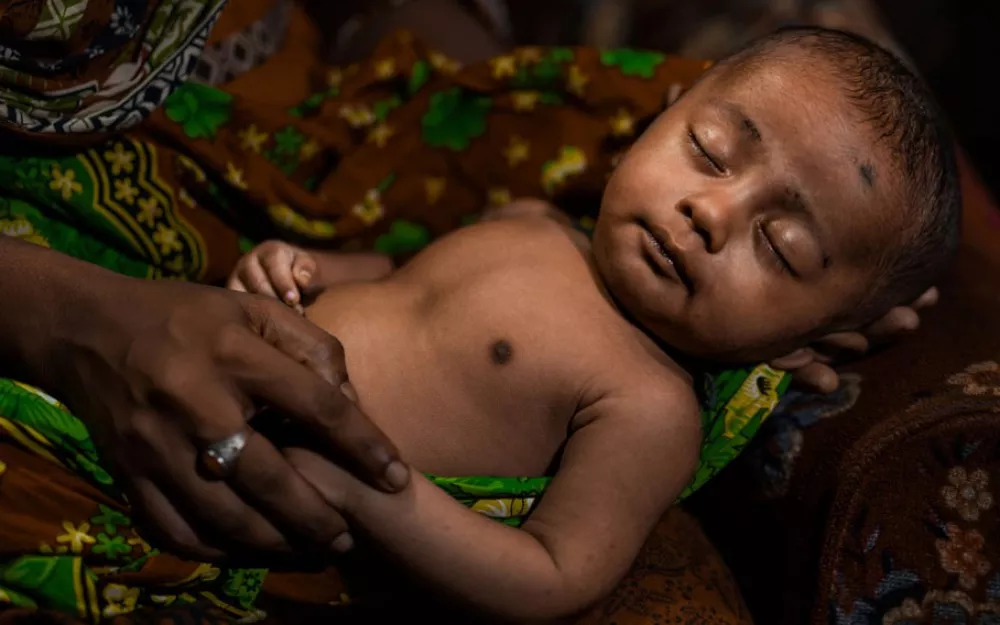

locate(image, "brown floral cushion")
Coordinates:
817 384 1000 624
580 507 754 625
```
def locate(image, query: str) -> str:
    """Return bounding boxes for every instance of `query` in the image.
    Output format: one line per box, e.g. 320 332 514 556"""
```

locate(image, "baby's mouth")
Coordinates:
638 220 694 292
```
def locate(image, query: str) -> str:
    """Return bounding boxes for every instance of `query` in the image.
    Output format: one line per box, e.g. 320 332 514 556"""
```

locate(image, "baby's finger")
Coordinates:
244 255 279 299
259 246 300 305
227 274 248 292
292 254 317 289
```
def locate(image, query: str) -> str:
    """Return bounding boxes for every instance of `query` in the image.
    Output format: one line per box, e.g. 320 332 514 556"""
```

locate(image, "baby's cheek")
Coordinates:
695 284 784 353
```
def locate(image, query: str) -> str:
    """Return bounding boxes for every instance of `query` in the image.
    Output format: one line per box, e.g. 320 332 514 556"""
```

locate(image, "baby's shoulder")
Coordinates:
464 214 579 253
411 216 582 277
577 353 701 433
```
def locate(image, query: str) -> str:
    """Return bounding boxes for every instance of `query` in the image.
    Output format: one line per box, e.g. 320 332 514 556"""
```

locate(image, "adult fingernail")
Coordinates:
339 381 358 403
384 461 410 490
331 533 354 553
285 290 298 304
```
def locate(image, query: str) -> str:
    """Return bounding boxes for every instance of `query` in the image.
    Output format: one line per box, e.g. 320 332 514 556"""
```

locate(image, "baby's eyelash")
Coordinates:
757 222 795 276
688 129 724 173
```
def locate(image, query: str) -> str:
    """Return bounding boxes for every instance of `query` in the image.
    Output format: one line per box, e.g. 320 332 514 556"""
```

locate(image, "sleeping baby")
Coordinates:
229 26 960 621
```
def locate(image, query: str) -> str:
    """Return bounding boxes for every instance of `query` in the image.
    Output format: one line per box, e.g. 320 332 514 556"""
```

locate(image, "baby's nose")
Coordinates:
678 195 729 253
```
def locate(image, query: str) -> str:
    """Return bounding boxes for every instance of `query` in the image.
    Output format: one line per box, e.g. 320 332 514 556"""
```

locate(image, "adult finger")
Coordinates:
789 362 840 394
227 432 353 553
864 306 920 344
284 447 358 514
224 326 409 493
912 286 939 310
157 472 292 555
142 382 297 553
814 331 869 355
127 477 226 561
245 299 346 386
259 245 301 306
769 347 816 370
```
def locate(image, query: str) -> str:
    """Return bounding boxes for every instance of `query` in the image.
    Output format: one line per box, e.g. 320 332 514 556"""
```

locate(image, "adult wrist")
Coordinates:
0 238 131 390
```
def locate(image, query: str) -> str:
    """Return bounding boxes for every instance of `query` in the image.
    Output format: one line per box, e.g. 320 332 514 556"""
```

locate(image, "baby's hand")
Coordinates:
227 241 316 313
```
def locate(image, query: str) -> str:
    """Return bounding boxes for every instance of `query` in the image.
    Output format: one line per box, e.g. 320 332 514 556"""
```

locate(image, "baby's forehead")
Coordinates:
717 40 843 80
714 49 850 107
711 47 871 124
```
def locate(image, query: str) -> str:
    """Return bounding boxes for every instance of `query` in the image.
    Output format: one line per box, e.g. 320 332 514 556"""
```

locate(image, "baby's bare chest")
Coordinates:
308 256 628 476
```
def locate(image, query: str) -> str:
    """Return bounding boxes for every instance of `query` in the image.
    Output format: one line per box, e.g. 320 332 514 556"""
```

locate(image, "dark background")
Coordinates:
322 0 1000 195
882 0 1000 195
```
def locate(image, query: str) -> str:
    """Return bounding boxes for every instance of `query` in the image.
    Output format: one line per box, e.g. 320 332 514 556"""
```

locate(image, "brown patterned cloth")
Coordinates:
2 13 710 286
137 29 710 280
689 162 1000 625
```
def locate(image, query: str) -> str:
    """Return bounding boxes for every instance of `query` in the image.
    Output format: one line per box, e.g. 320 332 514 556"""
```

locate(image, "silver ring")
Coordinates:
200 430 251 479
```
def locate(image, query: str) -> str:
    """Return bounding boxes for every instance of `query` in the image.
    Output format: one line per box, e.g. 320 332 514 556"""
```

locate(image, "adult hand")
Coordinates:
0 239 407 561
772 287 939 393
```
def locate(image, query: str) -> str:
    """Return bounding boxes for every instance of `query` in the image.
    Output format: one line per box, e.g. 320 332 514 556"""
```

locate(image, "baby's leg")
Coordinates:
327 0 509 66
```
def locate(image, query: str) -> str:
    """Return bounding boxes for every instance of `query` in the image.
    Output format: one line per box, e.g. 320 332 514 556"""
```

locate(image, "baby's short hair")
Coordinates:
722 27 961 323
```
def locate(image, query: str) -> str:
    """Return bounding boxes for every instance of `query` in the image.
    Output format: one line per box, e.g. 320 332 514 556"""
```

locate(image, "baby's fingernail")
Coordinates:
384 461 410 491
331 533 354 553
284 290 298 304
297 270 312 282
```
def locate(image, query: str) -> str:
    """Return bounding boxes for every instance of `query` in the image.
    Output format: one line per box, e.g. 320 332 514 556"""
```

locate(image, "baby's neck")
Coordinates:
588 251 702 381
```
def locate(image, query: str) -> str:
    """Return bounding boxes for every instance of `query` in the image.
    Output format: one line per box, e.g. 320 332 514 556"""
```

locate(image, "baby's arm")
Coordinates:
228 240 392 308
287 381 701 621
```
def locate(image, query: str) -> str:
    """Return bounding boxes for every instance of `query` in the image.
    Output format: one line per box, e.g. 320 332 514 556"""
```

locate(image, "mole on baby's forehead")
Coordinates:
859 163 876 187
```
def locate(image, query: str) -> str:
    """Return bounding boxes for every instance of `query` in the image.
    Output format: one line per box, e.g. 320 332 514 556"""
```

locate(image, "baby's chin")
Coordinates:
642 319 817 365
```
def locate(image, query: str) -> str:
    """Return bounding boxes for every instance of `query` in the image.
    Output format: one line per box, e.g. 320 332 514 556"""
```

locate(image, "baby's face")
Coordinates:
593 56 906 362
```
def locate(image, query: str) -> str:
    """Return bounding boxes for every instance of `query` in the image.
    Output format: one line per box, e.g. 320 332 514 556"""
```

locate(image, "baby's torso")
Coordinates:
306 219 669 477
